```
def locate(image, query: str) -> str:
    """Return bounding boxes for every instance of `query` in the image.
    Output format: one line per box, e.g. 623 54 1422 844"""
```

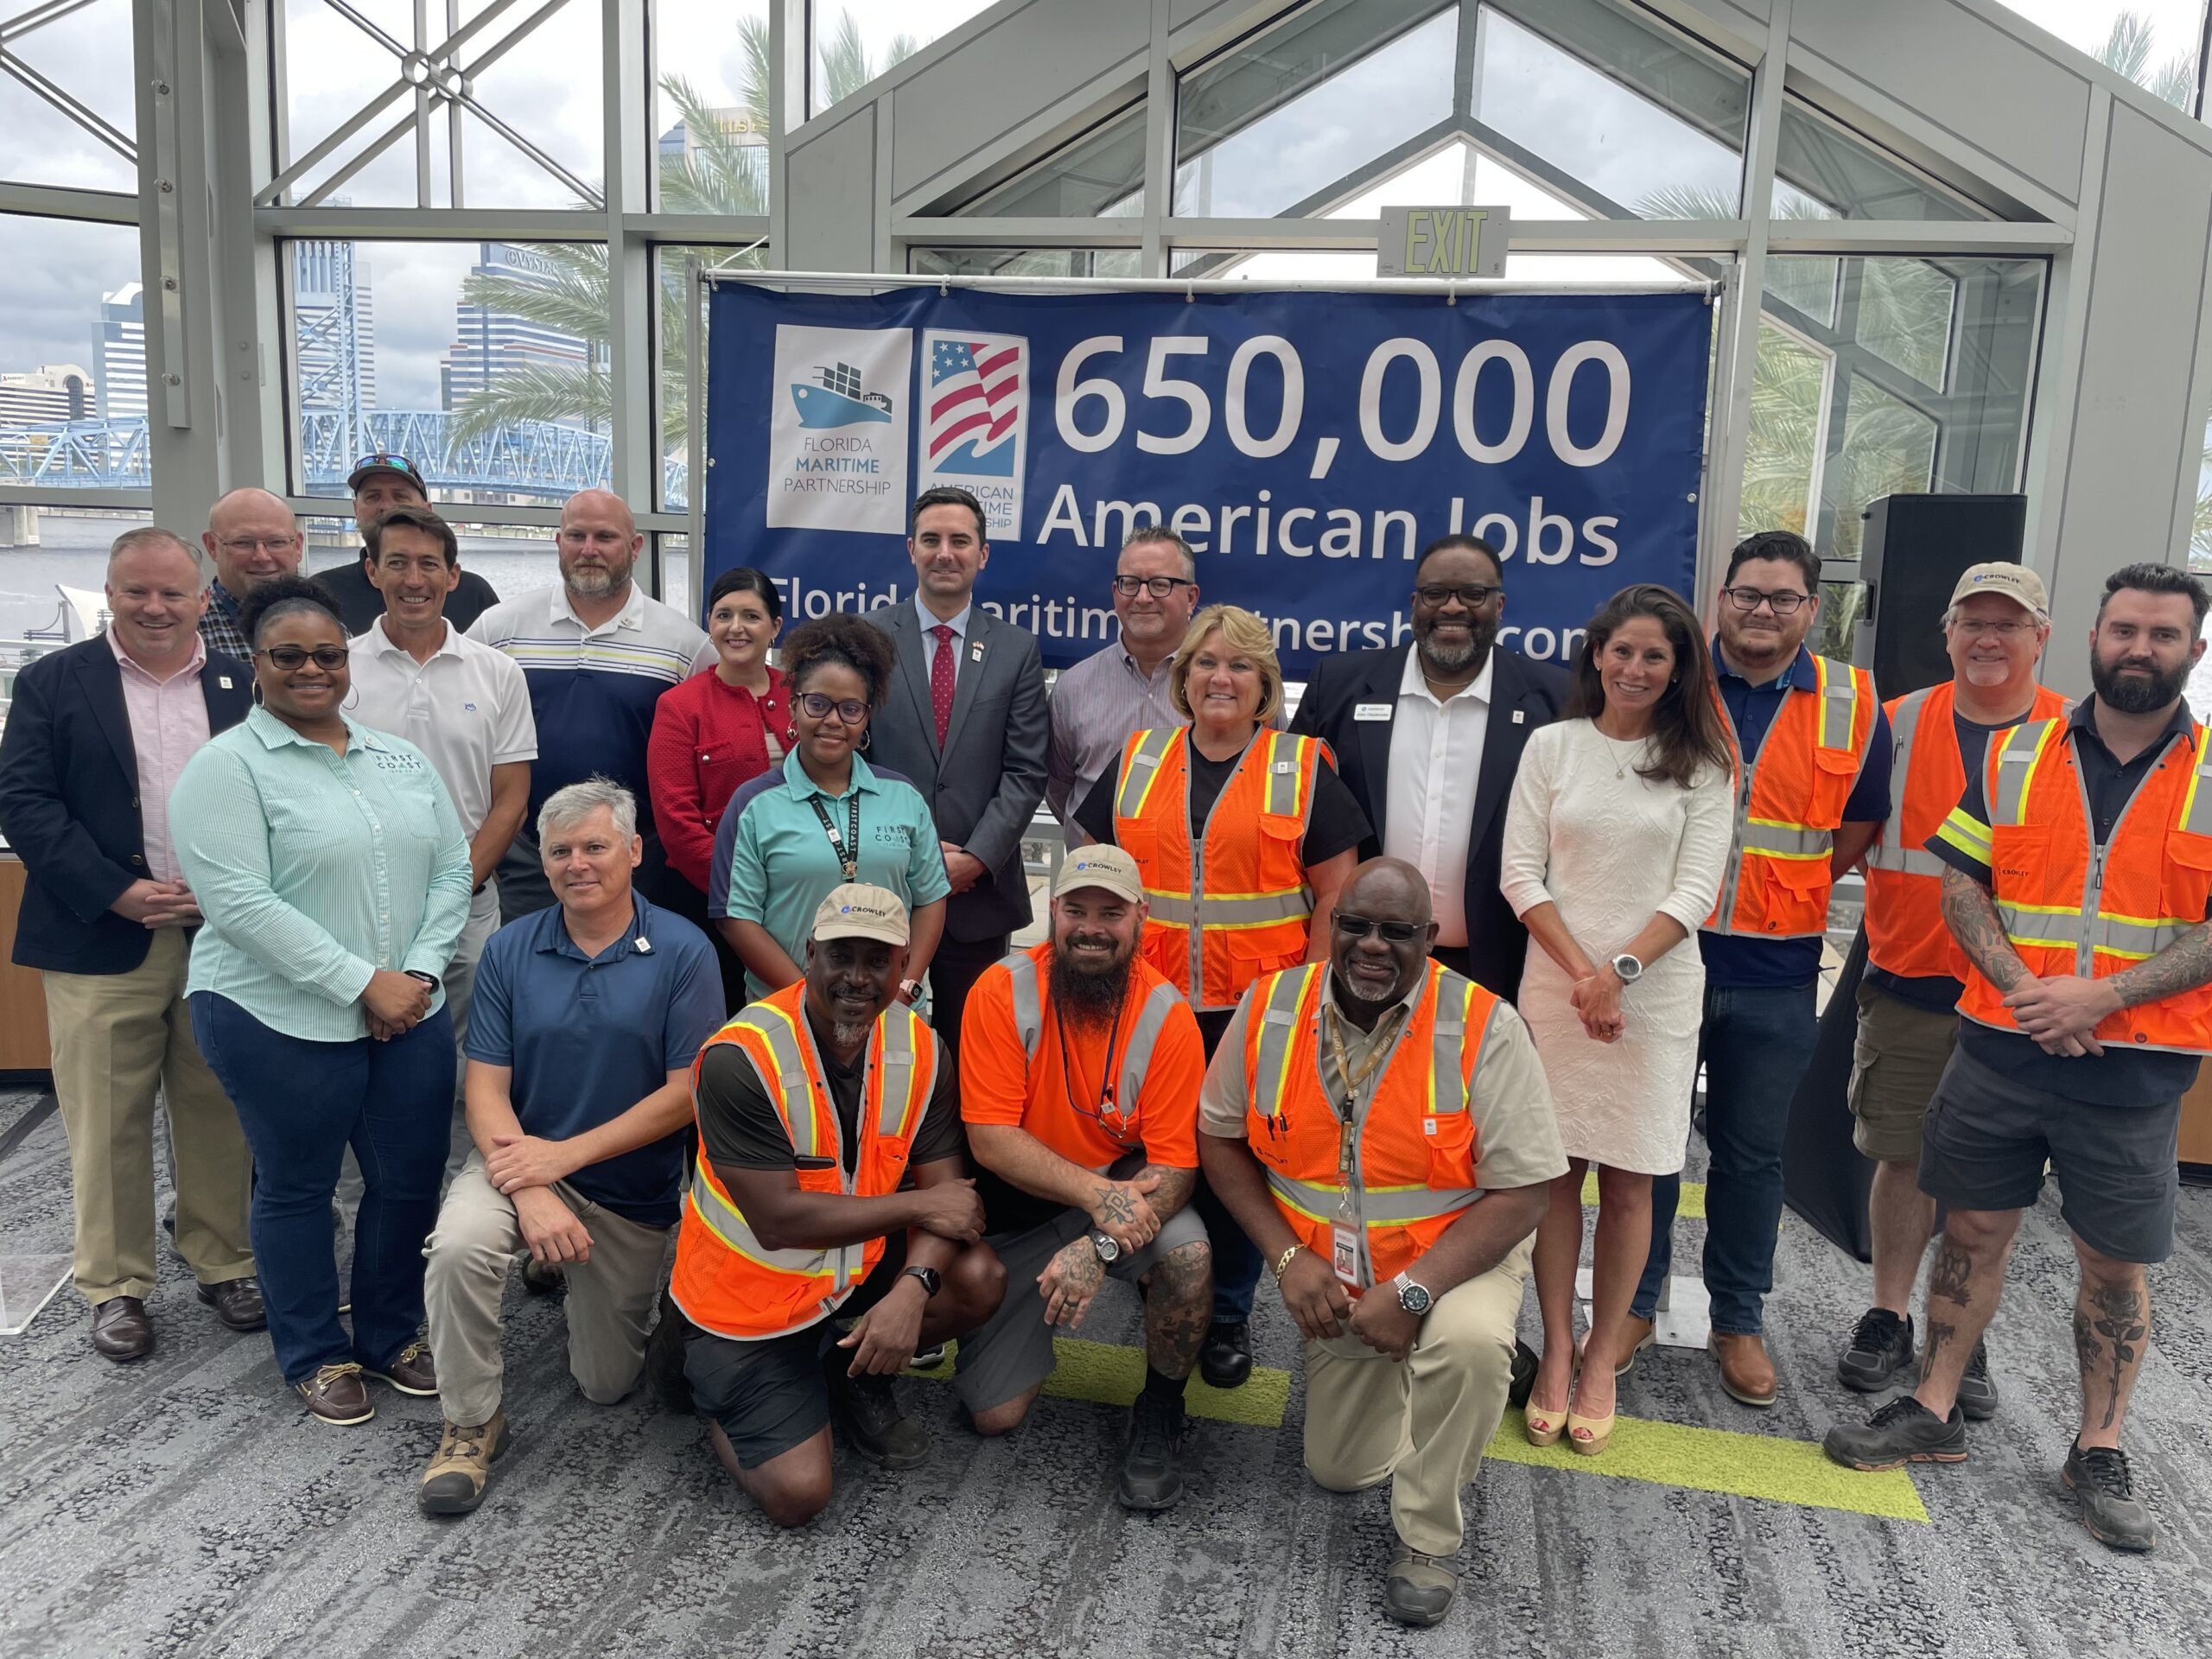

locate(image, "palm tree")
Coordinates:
2096 10 2194 109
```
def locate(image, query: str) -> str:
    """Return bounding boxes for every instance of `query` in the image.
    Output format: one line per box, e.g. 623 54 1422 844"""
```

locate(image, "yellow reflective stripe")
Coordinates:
1116 728 1179 820
1265 1170 1479 1225
1815 655 1861 751
1252 968 1313 1128
684 1181 829 1276
1192 894 1313 929
733 1003 817 1160
872 1011 930 1141
1427 968 1472 1119
1935 809 1993 861
2177 726 2212 836
1990 719 2057 826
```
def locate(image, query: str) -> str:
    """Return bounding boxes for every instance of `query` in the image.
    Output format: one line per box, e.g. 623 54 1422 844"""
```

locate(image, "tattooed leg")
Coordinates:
2072 1237 2152 1449
1141 1240 1215 1379
1912 1207 2022 1419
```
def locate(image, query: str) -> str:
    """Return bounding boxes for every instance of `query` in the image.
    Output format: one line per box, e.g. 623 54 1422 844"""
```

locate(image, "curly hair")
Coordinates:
238 574 345 649
780 612 898 709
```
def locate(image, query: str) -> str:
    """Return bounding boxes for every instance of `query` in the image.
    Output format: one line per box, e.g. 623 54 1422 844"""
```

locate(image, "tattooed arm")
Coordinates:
1944 866 2103 1057
1941 866 2030 995
2107 918 2212 1009
963 1122 1173 1250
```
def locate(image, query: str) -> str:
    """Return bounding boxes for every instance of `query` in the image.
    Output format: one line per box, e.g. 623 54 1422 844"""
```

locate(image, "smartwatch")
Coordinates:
404 969 440 993
1392 1272 1433 1315
899 978 925 1004
1090 1229 1122 1263
899 1264 942 1299
1609 953 1643 985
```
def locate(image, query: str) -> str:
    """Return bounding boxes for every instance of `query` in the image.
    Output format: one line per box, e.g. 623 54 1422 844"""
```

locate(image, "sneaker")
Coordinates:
366 1340 437 1396
1821 1395 1967 1471
418 1410 508 1516
825 1363 929 1470
296 1362 375 1426
1955 1339 1999 1422
1837 1308 1915 1393
2063 1442 2155 1552
1382 1543 1460 1627
910 1343 948 1370
1198 1321 1253 1390
1116 1394 1190 1511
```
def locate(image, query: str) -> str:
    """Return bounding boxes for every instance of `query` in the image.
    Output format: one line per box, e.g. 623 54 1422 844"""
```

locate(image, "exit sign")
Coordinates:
1377 206 1511 278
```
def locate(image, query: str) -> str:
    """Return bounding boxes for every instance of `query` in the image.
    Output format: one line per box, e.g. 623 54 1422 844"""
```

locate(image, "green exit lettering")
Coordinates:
1402 208 1491 275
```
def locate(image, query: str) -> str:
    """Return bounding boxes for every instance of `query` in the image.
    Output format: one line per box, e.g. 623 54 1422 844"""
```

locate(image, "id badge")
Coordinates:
1331 1219 1361 1287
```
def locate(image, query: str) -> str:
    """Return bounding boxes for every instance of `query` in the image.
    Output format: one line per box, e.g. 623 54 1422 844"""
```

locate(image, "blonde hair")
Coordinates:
1168 604 1285 725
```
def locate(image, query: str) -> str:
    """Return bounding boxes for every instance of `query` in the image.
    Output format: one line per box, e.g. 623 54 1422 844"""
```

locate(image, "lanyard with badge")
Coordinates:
1057 1002 1139 1149
808 791 861 882
1319 1002 1396 1289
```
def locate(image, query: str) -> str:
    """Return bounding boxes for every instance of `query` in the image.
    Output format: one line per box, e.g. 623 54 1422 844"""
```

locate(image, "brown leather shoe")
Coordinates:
91 1295 152 1362
366 1340 437 1396
419 1410 508 1516
296 1362 375 1425
1710 1332 1778 1407
196 1277 266 1332
1615 1314 1657 1379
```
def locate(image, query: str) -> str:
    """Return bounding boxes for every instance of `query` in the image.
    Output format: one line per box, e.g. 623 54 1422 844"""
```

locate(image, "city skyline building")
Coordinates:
94 284 144 424
439 241 595 420
0 364 96 423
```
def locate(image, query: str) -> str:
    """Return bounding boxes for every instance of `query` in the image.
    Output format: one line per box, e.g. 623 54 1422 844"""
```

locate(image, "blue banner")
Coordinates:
704 282 1711 677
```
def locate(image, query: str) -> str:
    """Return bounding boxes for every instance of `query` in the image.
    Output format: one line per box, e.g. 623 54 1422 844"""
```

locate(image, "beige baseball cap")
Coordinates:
811 883 909 946
1052 844 1146 906
1948 562 2050 620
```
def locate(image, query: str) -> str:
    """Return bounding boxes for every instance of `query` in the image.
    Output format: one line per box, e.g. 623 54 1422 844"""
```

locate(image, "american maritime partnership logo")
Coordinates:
766 324 913 535
919 329 1027 539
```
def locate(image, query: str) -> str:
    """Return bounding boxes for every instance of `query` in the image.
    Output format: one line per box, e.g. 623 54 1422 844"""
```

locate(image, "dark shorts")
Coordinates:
1918 1046 2183 1264
682 1235 906 1469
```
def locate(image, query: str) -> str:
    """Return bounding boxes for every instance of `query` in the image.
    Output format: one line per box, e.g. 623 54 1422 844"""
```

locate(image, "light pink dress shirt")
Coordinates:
108 631 213 884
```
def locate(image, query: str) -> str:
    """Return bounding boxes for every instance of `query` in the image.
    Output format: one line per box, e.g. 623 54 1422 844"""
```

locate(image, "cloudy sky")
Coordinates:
0 0 2198 413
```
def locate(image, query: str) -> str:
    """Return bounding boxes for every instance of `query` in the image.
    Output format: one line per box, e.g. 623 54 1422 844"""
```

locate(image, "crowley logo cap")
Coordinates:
1052 844 1146 906
1948 562 2050 621
812 882 909 946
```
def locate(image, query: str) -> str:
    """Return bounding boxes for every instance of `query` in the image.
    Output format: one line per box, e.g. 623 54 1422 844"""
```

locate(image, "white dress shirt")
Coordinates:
346 619 538 840
913 592 973 683
1382 645 1493 949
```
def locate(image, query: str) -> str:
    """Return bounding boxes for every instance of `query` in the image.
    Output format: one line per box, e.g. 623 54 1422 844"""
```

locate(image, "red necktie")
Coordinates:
930 624 956 749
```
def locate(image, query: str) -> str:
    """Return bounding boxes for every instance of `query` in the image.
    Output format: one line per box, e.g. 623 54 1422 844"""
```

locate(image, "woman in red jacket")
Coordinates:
648 567 786 1008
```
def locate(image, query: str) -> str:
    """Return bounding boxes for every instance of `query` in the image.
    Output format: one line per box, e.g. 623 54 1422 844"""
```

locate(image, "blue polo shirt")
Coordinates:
464 891 724 1227
1700 640 1893 988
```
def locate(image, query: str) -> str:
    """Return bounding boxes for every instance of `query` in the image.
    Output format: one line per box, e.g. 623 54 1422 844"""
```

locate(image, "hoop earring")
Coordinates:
785 724 798 744
251 680 264 708
859 728 872 752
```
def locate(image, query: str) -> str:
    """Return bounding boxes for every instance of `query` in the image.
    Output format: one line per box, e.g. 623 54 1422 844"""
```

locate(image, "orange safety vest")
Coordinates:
1865 680 2069 980
1707 652 1878 938
670 982 938 1341
1240 960 1494 1294
1955 715 2212 1055
1112 727 1327 1013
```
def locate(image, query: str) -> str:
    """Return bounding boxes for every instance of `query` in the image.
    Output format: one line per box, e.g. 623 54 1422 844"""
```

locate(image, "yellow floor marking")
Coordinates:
1583 1171 1707 1219
907 1337 1293 1427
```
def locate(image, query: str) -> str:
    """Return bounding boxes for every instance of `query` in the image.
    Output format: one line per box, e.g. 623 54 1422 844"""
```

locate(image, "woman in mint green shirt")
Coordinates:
174 576 471 1427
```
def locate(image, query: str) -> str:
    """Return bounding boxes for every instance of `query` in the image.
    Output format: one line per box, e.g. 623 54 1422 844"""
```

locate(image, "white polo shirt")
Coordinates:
346 617 538 839
1381 645 1492 950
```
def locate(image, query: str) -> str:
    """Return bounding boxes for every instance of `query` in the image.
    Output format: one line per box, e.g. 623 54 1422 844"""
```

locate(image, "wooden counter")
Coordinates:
0 856 52 1072
2180 1058 2212 1166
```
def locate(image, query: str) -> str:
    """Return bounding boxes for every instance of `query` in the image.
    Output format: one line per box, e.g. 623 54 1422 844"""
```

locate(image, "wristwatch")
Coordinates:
899 1264 942 1299
404 969 440 993
1090 1229 1122 1263
1392 1272 1433 1315
1609 952 1643 985
899 977 925 1004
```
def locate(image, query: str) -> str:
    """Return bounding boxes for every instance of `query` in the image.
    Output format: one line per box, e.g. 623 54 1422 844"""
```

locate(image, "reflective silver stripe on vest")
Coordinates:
1740 821 1833 860
1428 971 1474 1117
1002 950 1043 1052
1866 688 1933 875
1264 1170 1479 1225
1114 728 1179 822
1988 720 2056 827
1818 658 1860 751
1262 732 1305 817
1000 949 1183 1108
1993 903 2084 950
1139 889 1313 930
684 1170 835 1278
2180 730 2212 836
1251 967 1313 1126
872 1009 927 1141
731 1005 818 1161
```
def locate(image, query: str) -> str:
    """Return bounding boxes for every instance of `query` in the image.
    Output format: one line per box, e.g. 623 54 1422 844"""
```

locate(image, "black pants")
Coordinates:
927 932 1010 1065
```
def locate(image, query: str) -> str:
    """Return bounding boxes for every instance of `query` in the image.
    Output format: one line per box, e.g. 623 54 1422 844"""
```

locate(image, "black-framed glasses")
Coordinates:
797 691 869 724
218 535 301 555
1722 585 1809 615
256 645 349 671
1413 583 1501 609
1334 912 1423 944
1112 575 1196 599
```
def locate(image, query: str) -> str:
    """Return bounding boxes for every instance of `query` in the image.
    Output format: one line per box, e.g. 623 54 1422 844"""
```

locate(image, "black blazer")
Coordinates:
1290 644 1569 1001
864 602 1051 944
0 636 253 974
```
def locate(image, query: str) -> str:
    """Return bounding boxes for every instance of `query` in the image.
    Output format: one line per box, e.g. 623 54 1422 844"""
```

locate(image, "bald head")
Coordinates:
202 487 302 601
557 488 641 601
1331 858 1438 1010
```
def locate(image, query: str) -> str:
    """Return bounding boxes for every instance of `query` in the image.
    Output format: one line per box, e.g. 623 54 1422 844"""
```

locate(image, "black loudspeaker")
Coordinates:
1855 493 2029 699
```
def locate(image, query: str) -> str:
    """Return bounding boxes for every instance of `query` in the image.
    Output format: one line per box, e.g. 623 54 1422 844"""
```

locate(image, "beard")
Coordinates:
563 561 629 599
830 1020 872 1049
1049 932 1135 1032
1415 616 1497 677
2090 648 2190 715
1335 967 1396 1007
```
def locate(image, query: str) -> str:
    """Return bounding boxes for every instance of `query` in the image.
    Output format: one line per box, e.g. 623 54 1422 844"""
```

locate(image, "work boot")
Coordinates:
1955 1339 1999 1422
1116 1393 1190 1511
1822 1395 1966 1471
1382 1543 1460 1627
522 1258 565 1296
644 1290 694 1413
1507 1339 1539 1409
419 1410 508 1516
2064 1442 2155 1552
1837 1308 1914 1393
1198 1321 1252 1389
826 1362 929 1470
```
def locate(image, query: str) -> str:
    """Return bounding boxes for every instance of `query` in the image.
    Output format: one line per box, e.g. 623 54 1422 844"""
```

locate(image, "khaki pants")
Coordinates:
43 927 254 1305
423 1152 670 1426
1300 1237 1532 1558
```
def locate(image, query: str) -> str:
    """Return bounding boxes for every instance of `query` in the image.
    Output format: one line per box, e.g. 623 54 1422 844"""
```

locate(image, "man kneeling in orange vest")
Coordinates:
1199 857 1566 1628
671 883 1006 1528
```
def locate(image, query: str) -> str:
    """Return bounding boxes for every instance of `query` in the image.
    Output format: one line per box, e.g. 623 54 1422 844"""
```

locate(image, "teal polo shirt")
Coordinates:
708 749 950 1002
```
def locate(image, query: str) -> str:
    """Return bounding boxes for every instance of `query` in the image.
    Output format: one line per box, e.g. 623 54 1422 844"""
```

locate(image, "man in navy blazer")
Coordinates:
863 486 1050 1059
1289 535 1570 1003
0 527 262 1362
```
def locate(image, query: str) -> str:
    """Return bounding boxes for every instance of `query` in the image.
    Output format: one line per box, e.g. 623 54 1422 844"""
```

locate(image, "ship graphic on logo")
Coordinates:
791 360 895 428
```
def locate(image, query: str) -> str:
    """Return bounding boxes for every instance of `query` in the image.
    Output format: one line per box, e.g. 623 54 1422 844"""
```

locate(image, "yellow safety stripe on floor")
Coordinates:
1584 1171 1707 1219
907 1338 1293 1428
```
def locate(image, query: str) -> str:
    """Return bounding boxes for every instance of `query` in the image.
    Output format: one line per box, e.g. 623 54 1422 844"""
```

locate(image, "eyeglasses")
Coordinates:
255 645 349 671
1722 585 1809 615
1413 583 1501 609
1334 912 1423 944
218 536 300 555
797 691 869 724
1951 617 2038 639
1112 575 1196 599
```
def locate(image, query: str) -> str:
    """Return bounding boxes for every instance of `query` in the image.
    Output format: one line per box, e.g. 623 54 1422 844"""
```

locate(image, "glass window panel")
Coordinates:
0 509 152 645
958 106 1147 219
658 532 695 623
281 239 613 506
1764 256 1839 328
0 217 146 506
1170 245 1692 283
656 245 766 512
1775 100 1993 222
1997 0 2206 109
909 248 1142 280
277 0 426 207
1853 258 1956 391
651 0 772 213
452 0 603 207
1811 577 1868 664
1473 0 1751 219
1824 378 1938 561
1738 317 1833 543
811 0 991 117
1173 1 1457 218
0 0 137 192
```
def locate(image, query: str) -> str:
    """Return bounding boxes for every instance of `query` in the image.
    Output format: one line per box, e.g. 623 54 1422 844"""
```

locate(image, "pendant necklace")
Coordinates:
1595 726 1642 779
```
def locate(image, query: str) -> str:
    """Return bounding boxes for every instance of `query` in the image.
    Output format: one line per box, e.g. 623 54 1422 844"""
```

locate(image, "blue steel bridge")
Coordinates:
0 411 686 504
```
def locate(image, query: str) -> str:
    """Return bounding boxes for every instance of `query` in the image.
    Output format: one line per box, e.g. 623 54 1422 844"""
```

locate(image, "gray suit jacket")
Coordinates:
865 601 1051 943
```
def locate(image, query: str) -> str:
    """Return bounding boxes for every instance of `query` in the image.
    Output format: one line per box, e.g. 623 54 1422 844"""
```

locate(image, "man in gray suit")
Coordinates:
865 486 1050 1060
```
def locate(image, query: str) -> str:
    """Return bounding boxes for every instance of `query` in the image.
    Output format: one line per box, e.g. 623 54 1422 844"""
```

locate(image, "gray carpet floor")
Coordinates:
3 1083 2210 1658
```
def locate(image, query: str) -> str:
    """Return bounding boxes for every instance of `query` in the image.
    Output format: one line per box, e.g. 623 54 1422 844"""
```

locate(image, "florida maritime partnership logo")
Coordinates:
766 324 912 535
919 329 1028 540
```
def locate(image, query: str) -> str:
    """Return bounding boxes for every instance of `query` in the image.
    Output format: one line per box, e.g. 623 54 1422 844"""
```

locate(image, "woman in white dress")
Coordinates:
1500 584 1734 1456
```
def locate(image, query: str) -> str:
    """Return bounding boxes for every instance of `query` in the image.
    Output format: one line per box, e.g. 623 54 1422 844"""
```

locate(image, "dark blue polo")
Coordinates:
464 891 724 1227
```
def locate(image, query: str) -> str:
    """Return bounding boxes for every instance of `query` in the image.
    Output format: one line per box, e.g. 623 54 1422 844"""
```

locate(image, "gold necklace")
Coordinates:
1594 725 1644 779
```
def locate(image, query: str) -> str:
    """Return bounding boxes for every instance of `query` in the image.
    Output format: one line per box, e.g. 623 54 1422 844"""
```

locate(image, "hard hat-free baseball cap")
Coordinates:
1052 844 1146 906
812 883 909 946
1948 562 2050 621
346 452 429 495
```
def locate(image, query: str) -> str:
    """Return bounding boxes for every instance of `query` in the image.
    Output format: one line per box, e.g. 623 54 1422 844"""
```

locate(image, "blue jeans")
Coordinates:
190 993 454 1386
1197 1175 1262 1324
1632 979 1818 1336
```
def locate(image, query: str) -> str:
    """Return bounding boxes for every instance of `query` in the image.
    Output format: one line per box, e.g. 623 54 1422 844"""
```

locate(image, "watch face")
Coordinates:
1092 1230 1121 1262
1398 1280 1432 1313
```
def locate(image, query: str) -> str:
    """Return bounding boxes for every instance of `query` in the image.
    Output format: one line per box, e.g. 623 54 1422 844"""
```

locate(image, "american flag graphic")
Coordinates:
925 336 1024 467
